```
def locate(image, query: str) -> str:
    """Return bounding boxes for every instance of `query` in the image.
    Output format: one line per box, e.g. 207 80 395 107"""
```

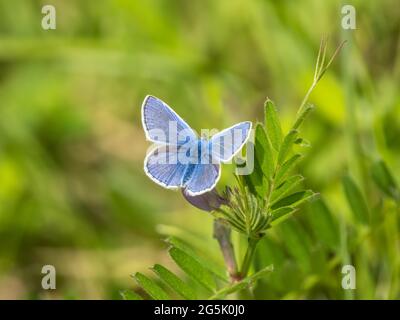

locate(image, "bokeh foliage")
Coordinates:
0 0 399 299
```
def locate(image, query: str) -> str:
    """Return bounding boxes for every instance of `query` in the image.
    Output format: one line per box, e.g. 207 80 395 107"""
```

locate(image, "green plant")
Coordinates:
125 38 344 300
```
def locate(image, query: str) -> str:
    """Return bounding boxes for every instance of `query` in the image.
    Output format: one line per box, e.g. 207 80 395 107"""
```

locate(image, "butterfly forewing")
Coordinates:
210 121 252 162
142 95 197 145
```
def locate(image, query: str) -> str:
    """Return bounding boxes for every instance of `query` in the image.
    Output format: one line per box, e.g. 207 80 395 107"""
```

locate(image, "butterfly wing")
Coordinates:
142 97 250 194
142 95 197 145
210 121 252 162
183 162 221 196
144 145 190 189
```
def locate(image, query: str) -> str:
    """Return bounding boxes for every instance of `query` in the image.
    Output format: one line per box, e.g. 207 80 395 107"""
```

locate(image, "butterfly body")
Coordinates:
182 163 197 185
142 95 251 196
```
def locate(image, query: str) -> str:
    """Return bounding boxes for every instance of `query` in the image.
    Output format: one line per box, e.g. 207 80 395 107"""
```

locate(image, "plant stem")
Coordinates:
213 219 240 281
240 237 259 278
296 37 346 125
296 81 317 119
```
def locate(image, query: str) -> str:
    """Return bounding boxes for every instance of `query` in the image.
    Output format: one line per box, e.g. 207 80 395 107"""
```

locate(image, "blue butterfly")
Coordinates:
142 95 252 196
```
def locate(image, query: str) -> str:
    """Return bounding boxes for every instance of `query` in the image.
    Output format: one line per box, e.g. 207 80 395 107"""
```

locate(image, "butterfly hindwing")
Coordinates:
184 162 221 196
144 145 189 189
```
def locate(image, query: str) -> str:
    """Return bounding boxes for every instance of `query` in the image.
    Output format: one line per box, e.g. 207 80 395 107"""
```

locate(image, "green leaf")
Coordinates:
209 265 273 300
371 160 399 200
270 190 316 210
278 219 312 272
248 123 274 198
275 154 302 184
270 207 297 226
246 170 264 198
270 175 304 204
342 175 369 225
294 137 311 147
120 289 143 300
264 99 283 151
133 272 170 300
246 148 266 198
307 199 340 251
169 247 216 292
165 236 228 282
255 123 274 179
292 103 314 130
277 130 298 164
152 264 197 300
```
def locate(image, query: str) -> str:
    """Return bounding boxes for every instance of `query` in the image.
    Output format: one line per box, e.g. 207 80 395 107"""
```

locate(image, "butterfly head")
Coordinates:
200 132 209 140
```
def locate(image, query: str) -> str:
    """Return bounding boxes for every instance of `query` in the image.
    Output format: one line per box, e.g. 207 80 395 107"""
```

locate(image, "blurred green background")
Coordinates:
0 0 399 299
